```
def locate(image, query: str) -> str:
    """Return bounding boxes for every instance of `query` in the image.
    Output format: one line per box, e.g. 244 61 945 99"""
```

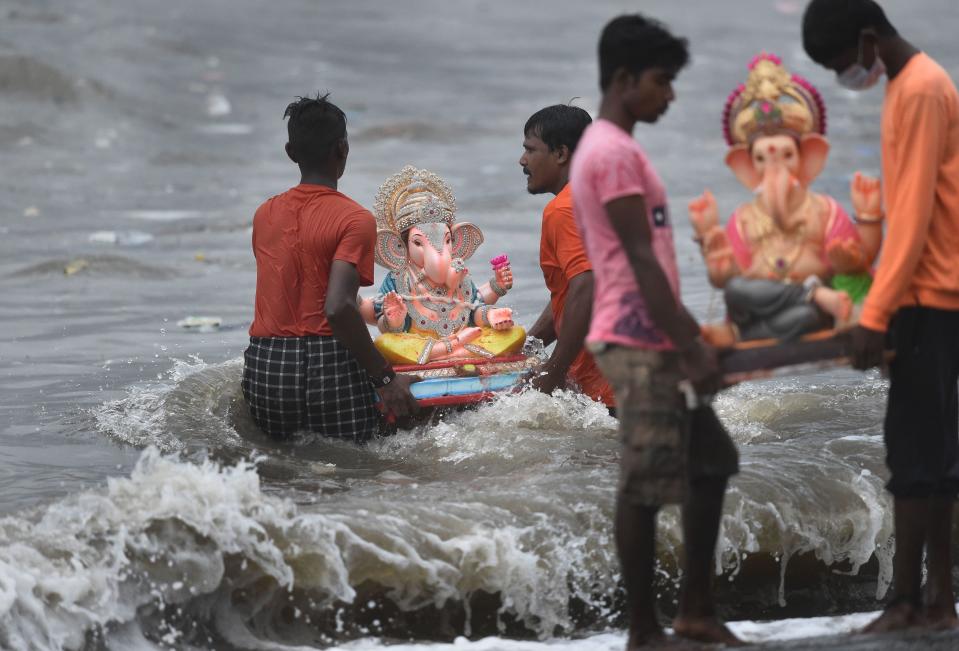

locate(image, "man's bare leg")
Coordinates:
615 494 667 648
811 286 853 326
672 477 744 646
700 322 738 349
863 497 927 633
922 495 958 629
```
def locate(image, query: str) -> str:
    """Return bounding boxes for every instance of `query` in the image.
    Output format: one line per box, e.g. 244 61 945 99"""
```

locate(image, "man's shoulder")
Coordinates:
578 124 635 155
254 188 291 214
543 186 574 221
574 129 644 179
251 189 298 230
899 53 957 100
304 190 374 225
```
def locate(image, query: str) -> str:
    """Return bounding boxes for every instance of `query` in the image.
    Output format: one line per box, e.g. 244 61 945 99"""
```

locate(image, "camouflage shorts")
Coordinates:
591 345 739 506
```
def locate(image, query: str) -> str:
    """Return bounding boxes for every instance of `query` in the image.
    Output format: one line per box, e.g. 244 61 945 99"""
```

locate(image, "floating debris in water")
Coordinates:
63 258 89 275
94 127 117 149
176 316 222 332
122 209 205 222
88 230 154 246
206 92 231 117
23 205 40 218
195 123 253 135
311 462 337 475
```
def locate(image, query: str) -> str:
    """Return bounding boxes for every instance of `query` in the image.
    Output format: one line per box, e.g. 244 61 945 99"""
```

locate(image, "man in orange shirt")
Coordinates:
804 0 959 632
521 105 615 411
242 94 418 442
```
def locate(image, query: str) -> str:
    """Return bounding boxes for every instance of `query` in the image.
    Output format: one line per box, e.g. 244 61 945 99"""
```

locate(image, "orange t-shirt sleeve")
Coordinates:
547 208 592 280
861 93 947 331
334 209 377 287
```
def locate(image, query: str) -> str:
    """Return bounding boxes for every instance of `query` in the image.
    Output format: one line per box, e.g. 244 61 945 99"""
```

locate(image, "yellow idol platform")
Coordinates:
374 326 526 366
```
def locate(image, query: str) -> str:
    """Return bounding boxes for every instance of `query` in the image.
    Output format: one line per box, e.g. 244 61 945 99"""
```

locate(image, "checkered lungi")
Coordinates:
241 335 382 442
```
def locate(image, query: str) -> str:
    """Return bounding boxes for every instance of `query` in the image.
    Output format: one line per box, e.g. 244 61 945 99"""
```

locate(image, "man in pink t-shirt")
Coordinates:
571 15 741 649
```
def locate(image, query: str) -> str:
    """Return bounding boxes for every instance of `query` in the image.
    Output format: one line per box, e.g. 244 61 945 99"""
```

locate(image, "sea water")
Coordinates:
1 0 956 648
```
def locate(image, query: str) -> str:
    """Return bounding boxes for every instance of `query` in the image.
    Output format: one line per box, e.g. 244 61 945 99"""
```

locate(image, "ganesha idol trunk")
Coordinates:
762 162 803 227
363 166 533 407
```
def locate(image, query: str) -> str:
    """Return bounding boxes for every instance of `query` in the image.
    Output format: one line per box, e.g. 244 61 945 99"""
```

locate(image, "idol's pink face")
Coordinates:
750 134 801 177
406 223 453 286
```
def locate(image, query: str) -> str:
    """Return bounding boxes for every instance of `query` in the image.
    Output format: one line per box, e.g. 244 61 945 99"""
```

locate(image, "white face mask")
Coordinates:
837 37 886 90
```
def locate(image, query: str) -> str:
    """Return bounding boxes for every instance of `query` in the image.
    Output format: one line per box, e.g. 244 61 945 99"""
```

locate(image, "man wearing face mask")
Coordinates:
804 0 959 633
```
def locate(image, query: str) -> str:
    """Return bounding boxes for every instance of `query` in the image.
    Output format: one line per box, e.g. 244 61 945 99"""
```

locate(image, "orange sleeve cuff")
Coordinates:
859 301 892 333
564 260 593 281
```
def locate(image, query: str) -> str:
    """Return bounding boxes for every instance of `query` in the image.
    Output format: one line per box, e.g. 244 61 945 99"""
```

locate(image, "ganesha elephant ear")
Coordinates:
450 222 484 260
798 134 831 186
375 229 407 270
725 145 761 191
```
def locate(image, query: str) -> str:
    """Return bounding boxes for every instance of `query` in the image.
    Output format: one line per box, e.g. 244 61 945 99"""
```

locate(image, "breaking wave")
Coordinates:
15 358 894 647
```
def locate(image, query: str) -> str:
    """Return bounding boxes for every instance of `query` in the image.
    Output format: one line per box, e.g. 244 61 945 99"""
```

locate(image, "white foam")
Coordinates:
81 359 899 647
332 603 959 649
334 634 625 650
0 445 613 646
93 355 213 451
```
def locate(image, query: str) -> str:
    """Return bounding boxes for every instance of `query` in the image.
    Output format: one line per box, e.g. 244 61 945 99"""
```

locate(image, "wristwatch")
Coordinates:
370 365 396 389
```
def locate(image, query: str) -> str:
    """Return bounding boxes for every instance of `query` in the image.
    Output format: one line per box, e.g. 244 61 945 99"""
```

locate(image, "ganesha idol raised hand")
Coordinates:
357 166 525 365
688 53 885 344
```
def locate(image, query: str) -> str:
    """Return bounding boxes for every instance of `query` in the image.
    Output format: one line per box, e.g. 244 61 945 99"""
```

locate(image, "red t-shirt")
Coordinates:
249 184 376 337
540 184 615 407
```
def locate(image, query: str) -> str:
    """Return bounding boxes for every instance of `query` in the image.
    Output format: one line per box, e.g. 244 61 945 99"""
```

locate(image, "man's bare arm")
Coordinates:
326 260 393 375
533 272 594 394
326 260 419 417
528 304 557 347
605 195 719 394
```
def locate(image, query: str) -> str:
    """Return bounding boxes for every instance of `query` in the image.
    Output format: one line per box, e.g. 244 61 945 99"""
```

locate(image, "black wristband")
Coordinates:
370 365 396 389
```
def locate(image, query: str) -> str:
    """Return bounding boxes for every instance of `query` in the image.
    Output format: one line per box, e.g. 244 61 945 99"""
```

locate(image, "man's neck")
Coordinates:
880 36 921 80
598 94 636 135
298 170 338 189
550 171 570 196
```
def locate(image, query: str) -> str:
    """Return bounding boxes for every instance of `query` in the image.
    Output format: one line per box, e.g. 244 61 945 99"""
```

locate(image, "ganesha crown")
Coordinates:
374 165 457 233
722 52 826 147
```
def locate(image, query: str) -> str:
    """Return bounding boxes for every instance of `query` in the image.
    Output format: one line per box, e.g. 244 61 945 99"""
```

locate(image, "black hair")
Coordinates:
598 14 689 91
523 104 593 154
802 0 897 65
283 93 347 168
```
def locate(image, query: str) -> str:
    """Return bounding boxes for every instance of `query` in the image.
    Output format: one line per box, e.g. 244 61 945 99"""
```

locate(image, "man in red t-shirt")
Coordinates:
521 105 616 412
242 94 417 442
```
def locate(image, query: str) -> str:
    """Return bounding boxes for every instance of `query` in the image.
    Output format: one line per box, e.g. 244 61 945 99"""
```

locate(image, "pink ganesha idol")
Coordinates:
357 166 525 365
688 53 885 345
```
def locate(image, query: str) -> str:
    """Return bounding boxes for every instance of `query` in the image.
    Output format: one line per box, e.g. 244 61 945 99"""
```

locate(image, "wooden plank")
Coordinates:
718 329 892 386
721 330 850 374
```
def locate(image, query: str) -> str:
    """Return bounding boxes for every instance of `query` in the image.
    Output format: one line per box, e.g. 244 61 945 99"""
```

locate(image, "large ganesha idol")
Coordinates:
358 166 526 366
688 53 885 344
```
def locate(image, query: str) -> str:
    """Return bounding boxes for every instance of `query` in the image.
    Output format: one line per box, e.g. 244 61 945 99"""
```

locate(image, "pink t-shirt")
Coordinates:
570 119 680 350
